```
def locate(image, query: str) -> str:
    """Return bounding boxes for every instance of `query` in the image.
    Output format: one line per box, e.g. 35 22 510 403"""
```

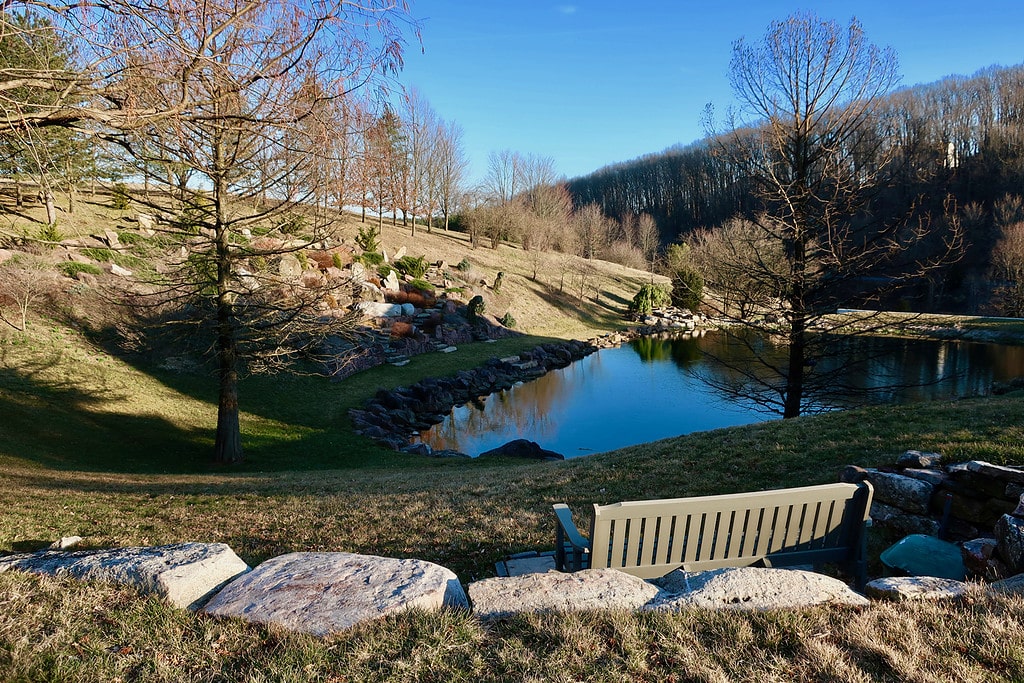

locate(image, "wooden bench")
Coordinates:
554 481 873 590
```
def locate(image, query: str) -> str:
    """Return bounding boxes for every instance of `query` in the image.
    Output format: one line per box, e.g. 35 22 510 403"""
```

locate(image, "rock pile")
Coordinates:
633 306 704 332
842 452 1024 579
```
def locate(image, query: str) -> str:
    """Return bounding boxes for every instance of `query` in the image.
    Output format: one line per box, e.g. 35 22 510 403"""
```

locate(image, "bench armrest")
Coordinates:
554 503 591 571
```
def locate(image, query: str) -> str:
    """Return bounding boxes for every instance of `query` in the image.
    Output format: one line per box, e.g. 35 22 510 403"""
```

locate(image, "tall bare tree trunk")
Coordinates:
212 170 243 465
784 317 806 419
43 188 56 226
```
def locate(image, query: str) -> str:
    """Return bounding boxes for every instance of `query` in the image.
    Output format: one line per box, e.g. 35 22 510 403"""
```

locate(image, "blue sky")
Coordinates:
399 1 1024 183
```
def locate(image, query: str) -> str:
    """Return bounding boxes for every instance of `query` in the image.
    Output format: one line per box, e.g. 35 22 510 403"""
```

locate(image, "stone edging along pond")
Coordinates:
348 339 599 457
348 310 707 458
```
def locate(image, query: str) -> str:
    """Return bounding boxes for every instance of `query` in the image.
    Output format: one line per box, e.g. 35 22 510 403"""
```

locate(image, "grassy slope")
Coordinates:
3 200 1024 680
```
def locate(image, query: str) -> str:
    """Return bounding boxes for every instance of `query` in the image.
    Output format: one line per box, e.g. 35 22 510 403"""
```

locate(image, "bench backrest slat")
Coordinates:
586 482 871 579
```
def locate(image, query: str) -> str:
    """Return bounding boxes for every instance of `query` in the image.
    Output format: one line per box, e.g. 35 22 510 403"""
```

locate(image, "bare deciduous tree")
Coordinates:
434 119 468 232
573 203 612 260
703 12 961 417
0 254 54 332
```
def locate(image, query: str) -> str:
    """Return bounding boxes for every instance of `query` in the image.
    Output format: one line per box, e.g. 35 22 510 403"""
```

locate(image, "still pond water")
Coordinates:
418 331 1024 458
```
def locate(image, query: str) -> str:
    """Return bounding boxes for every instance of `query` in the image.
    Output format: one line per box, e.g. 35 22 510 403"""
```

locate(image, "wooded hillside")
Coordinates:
568 65 1024 312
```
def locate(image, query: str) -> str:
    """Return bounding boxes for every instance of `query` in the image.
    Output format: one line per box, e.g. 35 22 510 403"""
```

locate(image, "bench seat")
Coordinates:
555 481 873 590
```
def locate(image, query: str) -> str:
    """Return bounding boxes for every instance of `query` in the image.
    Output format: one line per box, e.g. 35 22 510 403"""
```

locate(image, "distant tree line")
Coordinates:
566 64 1024 312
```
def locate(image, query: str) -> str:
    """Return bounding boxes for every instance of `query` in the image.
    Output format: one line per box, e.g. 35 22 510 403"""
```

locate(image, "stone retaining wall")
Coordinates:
842 452 1024 578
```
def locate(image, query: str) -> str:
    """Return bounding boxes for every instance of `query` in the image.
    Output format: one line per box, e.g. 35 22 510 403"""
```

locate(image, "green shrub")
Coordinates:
355 224 380 253
116 231 142 246
500 312 516 328
81 247 146 271
377 264 394 278
57 262 103 278
110 183 132 210
629 283 671 317
37 223 63 244
394 255 429 279
408 278 434 294
671 266 704 312
455 258 471 272
332 252 344 269
493 271 504 294
359 252 384 267
275 212 307 235
467 295 486 321
81 247 116 263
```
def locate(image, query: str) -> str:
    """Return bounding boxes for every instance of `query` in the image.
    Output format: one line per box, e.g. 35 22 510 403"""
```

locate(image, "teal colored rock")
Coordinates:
880 534 966 581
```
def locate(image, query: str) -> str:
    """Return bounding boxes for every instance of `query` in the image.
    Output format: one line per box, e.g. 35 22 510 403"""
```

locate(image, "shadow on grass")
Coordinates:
3 309 566 473
521 279 627 330
0 358 214 473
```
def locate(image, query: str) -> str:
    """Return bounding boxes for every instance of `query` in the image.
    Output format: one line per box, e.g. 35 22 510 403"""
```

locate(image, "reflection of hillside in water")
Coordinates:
419 331 1024 458
419 354 605 455
693 331 1024 413
632 335 703 367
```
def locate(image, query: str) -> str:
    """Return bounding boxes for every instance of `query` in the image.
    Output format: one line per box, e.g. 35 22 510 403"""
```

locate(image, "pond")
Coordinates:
417 331 1024 458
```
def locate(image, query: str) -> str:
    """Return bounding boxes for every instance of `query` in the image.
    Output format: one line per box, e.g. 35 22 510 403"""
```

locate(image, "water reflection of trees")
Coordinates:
632 335 704 368
420 332 1024 454
419 355 604 455
693 330 1024 414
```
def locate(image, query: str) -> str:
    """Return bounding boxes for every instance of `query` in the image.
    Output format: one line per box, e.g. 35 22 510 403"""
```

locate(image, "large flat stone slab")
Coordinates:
0 542 249 610
202 552 467 636
468 569 661 619
864 576 967 601
650 567 869 611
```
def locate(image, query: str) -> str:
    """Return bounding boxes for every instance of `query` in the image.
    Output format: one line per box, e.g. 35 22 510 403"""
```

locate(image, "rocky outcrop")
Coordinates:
468 568 660 619
202 552 467 636
650 567 869 611
350 340 598 454
0 542 249 610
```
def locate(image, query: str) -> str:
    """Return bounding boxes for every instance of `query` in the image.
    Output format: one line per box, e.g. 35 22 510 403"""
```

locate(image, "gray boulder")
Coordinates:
896 450 944 469
864 576 967 601
990 573 1024 595
383 270 401 291
278 253 303 280
355 301 403 318
864 469 934 514
869 501 941 536
650 567 868 611
203 552 467 636
478 439 564 460
966 460 1024 484
468 569 660 619
0 542 249 610
995 513 1024 574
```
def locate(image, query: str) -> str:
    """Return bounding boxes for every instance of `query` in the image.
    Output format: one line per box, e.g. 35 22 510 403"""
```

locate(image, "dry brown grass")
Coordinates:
362 218 666 338
2 571 1023 682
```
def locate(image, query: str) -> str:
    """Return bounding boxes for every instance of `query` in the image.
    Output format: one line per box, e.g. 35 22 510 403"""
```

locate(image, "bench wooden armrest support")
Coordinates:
554 503 591 571
554 481 873 590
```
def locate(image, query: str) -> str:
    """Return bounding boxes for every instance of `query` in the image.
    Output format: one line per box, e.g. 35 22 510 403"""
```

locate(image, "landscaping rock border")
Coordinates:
349 339 599 455
350 316 709 457
0 542 249 610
